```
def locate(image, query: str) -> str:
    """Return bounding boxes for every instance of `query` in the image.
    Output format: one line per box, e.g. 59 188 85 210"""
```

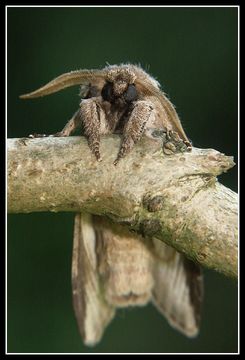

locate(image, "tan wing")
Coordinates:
20 69 105 99
72 213 115 346
93 216 154 308
151 238 203 337
155 87 191 146
135 74 191 146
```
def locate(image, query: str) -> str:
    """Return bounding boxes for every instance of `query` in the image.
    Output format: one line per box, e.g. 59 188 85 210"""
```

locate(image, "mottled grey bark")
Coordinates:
7 136 238 279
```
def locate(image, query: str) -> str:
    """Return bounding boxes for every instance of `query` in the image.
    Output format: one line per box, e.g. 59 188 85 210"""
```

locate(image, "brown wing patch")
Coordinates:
93 216 154 307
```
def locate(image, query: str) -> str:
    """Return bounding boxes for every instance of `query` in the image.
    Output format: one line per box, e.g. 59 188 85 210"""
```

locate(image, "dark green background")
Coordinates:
7 6 238 353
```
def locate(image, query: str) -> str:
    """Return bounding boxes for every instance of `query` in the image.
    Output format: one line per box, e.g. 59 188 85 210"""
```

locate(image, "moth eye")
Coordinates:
101 82 114 102
123 84 138 103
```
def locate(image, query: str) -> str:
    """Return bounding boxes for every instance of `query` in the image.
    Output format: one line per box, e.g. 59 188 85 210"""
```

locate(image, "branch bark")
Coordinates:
7 136 238 279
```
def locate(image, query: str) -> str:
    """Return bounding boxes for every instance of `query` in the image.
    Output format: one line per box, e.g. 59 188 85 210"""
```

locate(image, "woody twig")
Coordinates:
7 135 238 279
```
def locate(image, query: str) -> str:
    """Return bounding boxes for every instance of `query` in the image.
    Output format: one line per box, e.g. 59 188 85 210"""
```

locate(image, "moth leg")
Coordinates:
163 130 192 155
28 110 81 138
80 98 103 161
114 100 153 165
52 109 81 136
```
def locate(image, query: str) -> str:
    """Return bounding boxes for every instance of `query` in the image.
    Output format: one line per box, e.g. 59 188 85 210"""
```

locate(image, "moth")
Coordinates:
20 63 192 164
20 64 203 346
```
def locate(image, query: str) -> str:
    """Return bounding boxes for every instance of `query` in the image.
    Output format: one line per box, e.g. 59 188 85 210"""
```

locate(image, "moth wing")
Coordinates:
93 216 154 308
151 238 203 337
20 69 106 99
135 74 191 146
72 213 115 346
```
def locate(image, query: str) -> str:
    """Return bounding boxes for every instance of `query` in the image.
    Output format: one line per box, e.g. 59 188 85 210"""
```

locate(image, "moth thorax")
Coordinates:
106 67 137 84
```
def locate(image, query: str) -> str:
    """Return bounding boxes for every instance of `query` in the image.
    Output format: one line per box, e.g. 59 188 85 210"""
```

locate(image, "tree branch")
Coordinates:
7 136 238 279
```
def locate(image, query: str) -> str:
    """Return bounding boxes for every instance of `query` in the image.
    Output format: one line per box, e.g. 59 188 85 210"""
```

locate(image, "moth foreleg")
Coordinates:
162 130 189 155
29 110 81 138
114 100 153 165
80 99 103 161
52 109 81 136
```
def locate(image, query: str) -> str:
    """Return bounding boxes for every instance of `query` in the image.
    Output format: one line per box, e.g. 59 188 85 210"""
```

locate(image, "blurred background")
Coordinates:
7 6 238 353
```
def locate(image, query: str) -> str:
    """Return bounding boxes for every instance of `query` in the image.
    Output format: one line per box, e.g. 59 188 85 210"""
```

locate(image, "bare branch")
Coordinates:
7 136 238 279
